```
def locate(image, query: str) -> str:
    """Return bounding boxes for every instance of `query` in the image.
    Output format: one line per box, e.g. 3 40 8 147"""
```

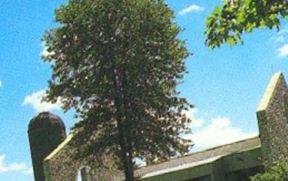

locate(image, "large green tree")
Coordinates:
43 0 192 180
206 0 288 48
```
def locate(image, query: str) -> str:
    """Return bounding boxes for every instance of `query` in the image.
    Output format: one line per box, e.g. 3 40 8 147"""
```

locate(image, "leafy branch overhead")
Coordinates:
205 0 288 48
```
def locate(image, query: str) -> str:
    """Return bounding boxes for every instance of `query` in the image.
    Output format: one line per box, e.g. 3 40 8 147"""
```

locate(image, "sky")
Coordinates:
0 0 288 180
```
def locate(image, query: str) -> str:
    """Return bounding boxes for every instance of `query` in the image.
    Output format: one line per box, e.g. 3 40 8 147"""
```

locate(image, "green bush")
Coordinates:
251 163 288 181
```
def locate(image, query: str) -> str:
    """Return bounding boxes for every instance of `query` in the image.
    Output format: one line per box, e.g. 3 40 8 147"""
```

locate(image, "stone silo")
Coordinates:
28 112 66 181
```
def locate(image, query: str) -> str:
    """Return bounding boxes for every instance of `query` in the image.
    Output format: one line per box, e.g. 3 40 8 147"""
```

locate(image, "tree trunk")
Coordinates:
118 121 135 181
114 67 135 181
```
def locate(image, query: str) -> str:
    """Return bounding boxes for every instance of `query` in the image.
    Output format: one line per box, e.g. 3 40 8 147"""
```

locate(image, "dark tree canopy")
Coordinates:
43 0 192 179
206 0 288 48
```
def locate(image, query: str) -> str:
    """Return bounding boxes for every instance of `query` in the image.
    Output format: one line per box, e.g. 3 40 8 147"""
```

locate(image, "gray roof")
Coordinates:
135 136 261 178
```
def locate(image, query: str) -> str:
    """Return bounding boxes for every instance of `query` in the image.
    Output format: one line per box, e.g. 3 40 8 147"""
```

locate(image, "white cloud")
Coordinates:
183 108 204 128
178 5 204 16
41 43 55 59
0 155 27 174
23 89 62 112
274 27 288 43
23 167 33 175
275 35 285 43
183 110 258 151
0 81 2 88
277 44 288 57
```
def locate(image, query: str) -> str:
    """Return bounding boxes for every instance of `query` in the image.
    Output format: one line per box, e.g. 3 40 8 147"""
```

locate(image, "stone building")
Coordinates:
27 72 288 181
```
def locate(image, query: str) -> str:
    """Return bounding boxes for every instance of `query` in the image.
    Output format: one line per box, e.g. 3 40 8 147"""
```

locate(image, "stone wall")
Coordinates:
43 134 122 181
257 73 288 166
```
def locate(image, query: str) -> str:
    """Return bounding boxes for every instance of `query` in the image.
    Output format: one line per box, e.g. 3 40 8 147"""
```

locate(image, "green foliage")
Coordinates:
43 0 192 179
205 0 288 48
251 163 288 181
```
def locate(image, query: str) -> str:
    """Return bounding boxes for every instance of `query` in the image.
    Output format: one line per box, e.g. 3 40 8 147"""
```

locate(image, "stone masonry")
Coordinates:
257 73 288 166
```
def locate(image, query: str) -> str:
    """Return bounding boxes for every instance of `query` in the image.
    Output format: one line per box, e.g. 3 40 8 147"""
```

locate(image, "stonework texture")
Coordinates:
28 112 66 181
43 134 121 181
257 73 288 166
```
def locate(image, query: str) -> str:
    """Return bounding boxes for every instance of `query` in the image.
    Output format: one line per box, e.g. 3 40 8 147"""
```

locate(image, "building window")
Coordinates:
77 166 89 181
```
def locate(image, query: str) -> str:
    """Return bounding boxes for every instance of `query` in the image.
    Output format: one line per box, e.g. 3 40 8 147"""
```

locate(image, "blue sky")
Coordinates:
0 0 288 180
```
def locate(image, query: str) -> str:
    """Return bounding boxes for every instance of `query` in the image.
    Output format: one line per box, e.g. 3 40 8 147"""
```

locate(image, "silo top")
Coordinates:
28 112 65 131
